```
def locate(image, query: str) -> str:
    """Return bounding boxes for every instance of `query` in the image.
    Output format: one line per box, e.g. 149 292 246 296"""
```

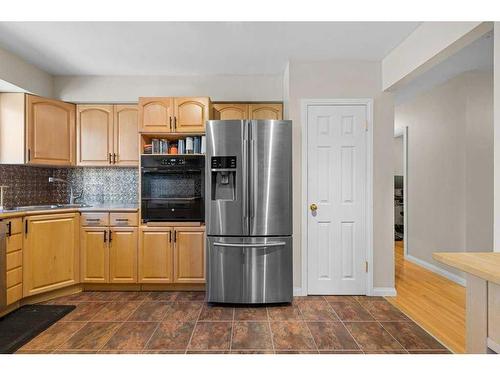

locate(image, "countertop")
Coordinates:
433 252 500 285
0 203 139 219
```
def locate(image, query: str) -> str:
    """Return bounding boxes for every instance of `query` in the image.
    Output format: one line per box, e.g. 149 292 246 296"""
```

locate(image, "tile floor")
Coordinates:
16 292 451 354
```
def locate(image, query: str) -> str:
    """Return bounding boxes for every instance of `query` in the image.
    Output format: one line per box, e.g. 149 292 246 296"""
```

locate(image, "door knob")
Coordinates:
310 203 318 212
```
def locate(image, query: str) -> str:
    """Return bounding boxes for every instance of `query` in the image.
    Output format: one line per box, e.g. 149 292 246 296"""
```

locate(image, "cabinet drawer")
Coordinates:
7 218 23 234
110 212 138 226
6 233 22 253
81 212 109 226
6 250 22 270
6 283 23 305
7 266 23 288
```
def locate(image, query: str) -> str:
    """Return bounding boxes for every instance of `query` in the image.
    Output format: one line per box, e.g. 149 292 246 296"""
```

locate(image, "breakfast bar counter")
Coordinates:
434 252 500 354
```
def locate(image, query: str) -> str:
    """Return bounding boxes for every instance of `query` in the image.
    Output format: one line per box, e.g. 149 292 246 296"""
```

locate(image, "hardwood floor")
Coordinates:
386 241 466 353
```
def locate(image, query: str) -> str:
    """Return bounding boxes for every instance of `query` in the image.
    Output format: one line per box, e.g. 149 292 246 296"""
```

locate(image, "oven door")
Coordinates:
141 168 204 222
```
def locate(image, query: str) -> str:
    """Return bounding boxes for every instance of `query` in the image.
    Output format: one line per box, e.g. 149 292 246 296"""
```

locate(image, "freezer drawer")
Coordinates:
206 236 292 304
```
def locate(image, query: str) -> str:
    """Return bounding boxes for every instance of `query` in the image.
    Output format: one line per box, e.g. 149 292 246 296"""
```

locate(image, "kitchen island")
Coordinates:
433 252 500 354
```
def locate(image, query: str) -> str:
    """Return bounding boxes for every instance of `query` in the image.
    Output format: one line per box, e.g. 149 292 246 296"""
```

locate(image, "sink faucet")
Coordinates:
48 177 81 204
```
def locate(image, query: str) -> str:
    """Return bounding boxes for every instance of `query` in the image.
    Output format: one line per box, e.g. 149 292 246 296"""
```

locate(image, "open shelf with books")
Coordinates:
140 133 206 156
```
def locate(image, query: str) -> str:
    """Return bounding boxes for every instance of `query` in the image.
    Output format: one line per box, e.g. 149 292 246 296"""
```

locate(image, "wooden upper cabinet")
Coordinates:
213 103 248 120
138 97 173 133
109 227 138 283
26 95 76 166
77 105 113 166
23 213 79 297
139 228 173 283
248 103 283 120
174 97 210 133
114 105 138 166
173 227 205 283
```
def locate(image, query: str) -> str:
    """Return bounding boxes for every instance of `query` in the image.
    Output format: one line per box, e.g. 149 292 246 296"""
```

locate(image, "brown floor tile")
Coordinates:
324 296 358 303
231 322 273 350
381 321 446 350
234 307 268 321
363 350 408 354
328 301 374 321
296 300 338 321
293 296 326 302
91 301 140 321
164 302 203 321
101 322 158 351
175 291 206 302
199 305 234 321
357 299 409 321
61 302 107 321
99 350 143 354
344 322 404 351
270 321 316 350
87 291 123 301
267 305 302 321
352 296 386 303
408 349 451 354
143 350 186 354
275 350 319 354
16 349 54 354
319 350 363 354
128 302 171 322
146 321 195 350
60 322 122 350
44 292 94 304
52 350 98 354
307 322 359 350
188 322 232 350
145 291 178 302
186 350 230 354
113 291 151 301
230 350 274 354
21 321 86 350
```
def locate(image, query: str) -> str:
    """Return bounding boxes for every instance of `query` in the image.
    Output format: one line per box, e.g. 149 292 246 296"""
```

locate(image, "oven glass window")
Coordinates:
143 172 202 199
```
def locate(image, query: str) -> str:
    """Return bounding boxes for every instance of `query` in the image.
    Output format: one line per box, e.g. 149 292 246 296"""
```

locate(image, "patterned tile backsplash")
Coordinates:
0 165 138 208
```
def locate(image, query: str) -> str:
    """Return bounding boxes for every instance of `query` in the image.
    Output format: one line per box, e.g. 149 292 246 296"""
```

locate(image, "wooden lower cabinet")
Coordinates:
81 227 109 283
23 213 79 297
109 227 138 283
173 227 205 283
139 226 205 284
138 227 173 283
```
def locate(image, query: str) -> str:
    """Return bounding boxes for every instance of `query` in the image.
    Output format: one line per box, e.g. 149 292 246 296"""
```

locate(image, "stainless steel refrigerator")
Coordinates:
206 120 292 304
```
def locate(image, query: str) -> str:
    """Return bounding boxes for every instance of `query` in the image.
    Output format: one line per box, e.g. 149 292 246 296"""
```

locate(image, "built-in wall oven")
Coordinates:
141 155 205 223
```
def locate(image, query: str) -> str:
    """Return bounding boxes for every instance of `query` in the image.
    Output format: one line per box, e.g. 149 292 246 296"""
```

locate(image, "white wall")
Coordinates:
0 46 54 97
288 60 395 292
395 71 493 277
393 136 404 176
494 23 500 252
53 74 283 103
383 22 492 91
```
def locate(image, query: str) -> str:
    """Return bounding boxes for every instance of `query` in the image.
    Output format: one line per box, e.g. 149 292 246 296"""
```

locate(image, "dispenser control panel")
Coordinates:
211 156 236 169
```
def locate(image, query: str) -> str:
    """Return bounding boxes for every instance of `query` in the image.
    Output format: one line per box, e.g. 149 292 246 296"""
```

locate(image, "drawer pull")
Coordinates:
86 219 101 221
115 219 129 222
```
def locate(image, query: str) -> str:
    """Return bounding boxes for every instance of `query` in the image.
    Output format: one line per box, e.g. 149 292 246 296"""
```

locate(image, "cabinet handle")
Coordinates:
168 231 171 243
174 116 177 131
115 218 129 222
109 229 112 243
169 116 172 131
113 153 117 164
173 230 176 243
6 221 11 237
108 153 112 164
86 218 100 222
104 230 107 243
24 220 28 235
27 149 31 162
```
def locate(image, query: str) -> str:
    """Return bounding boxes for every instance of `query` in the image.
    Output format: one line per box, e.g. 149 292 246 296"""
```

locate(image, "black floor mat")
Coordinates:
0 304 75 354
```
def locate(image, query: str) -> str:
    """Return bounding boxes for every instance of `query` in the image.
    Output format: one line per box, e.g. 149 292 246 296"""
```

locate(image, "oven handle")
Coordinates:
142 169 202 173
213 242 286 248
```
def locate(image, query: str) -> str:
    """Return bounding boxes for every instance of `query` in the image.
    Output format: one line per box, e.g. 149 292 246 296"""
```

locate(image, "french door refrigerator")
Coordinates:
206 120 292 304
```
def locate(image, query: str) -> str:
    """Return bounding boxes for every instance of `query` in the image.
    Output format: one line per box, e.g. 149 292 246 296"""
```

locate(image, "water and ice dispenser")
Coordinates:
211 156 237 201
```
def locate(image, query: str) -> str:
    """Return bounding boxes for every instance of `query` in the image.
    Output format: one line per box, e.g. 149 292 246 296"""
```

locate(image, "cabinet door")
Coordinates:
248 103 283 120
109 227 138 283
213 103 248 120
138 228 173 283
23 213 79 296
76 105 114 166
138 97 173 133
173 227 205 283
81 227 109 283
26 95 76 166
114 105 139 166
173 97 210 133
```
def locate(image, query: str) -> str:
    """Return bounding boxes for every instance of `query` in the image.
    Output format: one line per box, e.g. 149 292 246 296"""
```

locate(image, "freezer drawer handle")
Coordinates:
213 242 286 248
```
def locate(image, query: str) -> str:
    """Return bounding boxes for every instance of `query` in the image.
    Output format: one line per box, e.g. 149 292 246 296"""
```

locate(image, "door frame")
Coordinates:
301 98 374 296
394 127 409 258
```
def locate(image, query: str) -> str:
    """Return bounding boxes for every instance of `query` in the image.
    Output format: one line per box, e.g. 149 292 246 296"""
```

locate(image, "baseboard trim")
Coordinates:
372 287 397 297
405 254 466 287
293 287 305 296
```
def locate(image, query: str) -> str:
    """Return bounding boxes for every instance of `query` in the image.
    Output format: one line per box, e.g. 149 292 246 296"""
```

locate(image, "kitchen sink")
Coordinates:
6 203 92 212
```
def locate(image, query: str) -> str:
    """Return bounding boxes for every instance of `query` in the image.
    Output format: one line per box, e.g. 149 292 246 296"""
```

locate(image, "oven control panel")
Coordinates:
211 156 236 169
161 158 185 166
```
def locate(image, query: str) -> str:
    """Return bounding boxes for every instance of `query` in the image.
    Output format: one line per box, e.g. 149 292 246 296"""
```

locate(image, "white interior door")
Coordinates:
307 104 367 295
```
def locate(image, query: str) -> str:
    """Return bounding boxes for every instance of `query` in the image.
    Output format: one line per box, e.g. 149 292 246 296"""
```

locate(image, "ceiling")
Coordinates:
394 31 493 105
0 22 420 76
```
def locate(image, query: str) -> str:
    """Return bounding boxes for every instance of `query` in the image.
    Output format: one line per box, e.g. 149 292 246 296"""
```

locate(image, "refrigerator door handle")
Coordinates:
242 136 248 222
213 242 286 248
249 138 256 219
